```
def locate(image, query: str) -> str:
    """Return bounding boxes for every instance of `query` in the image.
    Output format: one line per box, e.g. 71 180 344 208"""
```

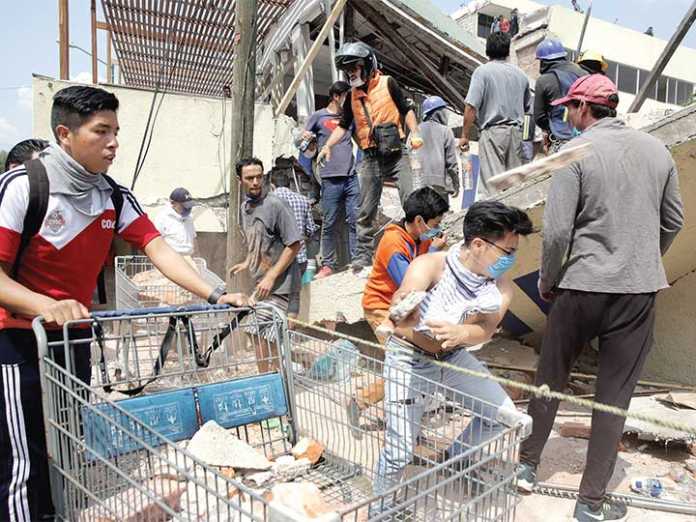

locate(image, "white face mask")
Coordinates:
349 76 364 88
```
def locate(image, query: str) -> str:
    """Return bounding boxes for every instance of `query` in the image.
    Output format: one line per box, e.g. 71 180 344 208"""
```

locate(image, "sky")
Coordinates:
1 0 696 152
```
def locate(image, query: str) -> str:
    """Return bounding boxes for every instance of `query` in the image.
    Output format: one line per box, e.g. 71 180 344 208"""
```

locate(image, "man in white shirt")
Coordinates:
155 187 198 256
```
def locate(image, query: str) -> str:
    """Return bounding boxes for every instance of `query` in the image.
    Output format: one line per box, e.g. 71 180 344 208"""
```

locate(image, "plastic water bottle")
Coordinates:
630 477 663 498
301 260 317 286
461 151 473 191
409 145 425 190
308 339 359 382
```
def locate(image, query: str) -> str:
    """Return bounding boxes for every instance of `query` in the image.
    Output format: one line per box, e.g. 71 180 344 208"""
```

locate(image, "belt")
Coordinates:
387 334 449 360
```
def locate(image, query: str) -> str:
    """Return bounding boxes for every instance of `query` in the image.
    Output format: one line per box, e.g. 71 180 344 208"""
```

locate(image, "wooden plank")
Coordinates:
352 0 469 112
276 0 348 116
628 0 696 113
106 30 113 83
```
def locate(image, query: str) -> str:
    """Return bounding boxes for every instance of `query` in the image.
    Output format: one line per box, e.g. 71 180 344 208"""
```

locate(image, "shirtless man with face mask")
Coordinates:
370 201 533 516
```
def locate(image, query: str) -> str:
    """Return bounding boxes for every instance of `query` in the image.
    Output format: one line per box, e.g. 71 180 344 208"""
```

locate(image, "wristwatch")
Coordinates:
207 285 227 305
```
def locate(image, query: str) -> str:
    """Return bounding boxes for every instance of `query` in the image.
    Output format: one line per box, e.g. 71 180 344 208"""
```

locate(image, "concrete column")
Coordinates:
290 23 315 125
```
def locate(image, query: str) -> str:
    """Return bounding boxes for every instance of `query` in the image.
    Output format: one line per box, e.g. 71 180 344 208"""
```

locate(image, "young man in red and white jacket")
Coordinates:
0 85 251 521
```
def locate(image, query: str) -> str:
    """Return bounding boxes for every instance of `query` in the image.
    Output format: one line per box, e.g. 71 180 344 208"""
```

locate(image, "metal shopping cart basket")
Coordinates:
115 255 224 309
34 304 531 521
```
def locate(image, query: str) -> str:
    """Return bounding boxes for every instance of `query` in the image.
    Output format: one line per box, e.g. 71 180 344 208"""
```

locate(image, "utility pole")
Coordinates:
226 0 259 288
59 0 70 80
90 0 98 84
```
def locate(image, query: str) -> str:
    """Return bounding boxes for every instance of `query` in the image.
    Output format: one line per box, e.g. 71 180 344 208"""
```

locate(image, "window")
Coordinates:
617 64 638 94
657 76 668 102
638 69 655 98
478 14 495 39
605 61 618 84
668 78 678 105
677 80 694 105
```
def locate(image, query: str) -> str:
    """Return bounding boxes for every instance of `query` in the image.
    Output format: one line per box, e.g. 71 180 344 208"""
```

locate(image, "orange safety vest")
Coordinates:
351 73 405 150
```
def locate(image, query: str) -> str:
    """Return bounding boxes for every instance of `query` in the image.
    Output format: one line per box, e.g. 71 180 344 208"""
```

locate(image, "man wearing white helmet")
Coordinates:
317 42 422 272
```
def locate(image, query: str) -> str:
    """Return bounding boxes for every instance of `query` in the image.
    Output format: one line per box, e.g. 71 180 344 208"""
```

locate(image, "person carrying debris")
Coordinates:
370 201 533 515
418 96 460 199
517 75 684 522
231 158 302 373
3 138 49 172
577 49 609 76
533 38 587 153
347 188 450 432
460 31 531 196
273 185 318 320
300 80 359 279
0 85 251 521
154 187 199 257
316 41 422 273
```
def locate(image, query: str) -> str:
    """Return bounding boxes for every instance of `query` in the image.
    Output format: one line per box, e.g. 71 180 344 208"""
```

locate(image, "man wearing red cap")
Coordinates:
517 75 684 522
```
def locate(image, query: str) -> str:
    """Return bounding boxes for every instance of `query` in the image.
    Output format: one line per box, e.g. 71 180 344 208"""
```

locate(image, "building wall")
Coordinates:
31 76 297 211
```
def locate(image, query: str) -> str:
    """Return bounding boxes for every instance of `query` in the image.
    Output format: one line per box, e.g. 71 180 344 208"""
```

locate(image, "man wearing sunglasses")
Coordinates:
370 201 533 514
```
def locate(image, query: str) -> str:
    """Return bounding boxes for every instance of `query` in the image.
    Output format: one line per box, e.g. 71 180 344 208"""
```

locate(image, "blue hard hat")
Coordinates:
422 96 447 118
536 38 567 60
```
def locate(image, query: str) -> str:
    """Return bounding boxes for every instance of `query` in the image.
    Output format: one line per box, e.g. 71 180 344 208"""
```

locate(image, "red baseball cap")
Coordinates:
551 74 619 109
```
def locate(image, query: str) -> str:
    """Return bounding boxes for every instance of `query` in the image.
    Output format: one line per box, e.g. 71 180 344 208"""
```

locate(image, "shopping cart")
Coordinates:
34 305 531 521
115 255 225 309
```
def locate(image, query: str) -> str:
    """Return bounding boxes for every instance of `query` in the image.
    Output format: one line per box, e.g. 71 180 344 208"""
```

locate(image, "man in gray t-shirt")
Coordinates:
461 32 531 196
231 158 302 373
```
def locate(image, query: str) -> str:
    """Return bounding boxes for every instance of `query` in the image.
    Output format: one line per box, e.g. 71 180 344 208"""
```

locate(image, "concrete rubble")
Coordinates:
187 420 272 470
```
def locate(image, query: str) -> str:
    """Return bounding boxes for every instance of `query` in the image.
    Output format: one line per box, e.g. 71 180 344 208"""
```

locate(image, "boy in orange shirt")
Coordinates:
349 187 449 434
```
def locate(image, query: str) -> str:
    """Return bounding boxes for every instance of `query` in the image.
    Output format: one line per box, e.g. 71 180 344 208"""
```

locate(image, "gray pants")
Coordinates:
372 338 515 511
478 125 525 197
354 149 413 267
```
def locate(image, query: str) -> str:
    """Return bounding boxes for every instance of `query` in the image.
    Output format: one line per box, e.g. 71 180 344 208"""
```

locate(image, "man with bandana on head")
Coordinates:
370 200 533 516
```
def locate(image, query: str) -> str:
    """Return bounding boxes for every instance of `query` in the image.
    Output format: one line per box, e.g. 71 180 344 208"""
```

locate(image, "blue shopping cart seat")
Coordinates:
82 373 288 461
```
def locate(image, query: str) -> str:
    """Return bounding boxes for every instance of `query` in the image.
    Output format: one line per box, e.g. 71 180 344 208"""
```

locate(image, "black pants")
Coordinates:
0 328 91 521
520 290 656 508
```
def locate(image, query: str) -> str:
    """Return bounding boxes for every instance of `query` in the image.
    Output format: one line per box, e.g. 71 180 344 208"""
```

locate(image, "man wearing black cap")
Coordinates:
155 187 198 257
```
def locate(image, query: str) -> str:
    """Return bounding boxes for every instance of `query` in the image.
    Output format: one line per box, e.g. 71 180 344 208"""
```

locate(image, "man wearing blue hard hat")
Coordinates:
533 38 587 153
418 96 459 198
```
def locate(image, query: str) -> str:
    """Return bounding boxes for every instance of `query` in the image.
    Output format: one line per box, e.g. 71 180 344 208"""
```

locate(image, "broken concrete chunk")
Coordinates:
187 420 272 470
244 470 274 487
291 437 325 465
272 455 311 481
79 478 186 522
268 482 336 520
559 422 592 440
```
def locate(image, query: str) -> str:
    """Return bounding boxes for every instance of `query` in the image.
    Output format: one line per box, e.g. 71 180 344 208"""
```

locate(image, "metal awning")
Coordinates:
101 0 296 97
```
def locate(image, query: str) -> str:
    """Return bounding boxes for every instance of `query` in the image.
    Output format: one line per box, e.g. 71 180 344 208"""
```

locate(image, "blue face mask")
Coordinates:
487 253 517 279
180 207 192 217
420 226 442 241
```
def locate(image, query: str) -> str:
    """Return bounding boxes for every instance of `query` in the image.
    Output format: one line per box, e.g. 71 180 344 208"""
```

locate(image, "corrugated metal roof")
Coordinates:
101 0 295 97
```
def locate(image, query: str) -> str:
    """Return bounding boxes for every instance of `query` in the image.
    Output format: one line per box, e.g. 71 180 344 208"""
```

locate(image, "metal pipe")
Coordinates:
326 0 338 82
575 0 592 56
91 0 98 83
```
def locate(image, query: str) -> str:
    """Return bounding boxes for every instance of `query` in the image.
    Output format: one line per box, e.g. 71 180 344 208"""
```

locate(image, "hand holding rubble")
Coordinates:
317 145 331 167
458 136 470 152
426 319 468 350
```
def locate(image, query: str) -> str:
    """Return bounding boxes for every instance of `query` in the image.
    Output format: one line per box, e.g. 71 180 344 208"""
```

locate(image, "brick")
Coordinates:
354 381 385 409
559 422 592 439
291 437 325 465
79 478 186 522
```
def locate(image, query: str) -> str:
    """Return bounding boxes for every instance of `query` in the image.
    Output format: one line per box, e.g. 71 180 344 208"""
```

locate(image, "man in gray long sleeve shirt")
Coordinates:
517 75 683 522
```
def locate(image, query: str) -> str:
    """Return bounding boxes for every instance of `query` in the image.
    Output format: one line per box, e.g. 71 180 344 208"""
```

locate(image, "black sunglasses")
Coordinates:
480 237 515 256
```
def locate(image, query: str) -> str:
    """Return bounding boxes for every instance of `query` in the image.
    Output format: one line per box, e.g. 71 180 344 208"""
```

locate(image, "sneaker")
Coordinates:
517 462 537 493
573 499 628 522
315 266 334 279
351 259 371 272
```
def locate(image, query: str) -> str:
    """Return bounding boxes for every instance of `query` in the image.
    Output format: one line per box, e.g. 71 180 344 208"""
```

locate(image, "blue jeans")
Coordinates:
371 338 522 515
320 175 360 269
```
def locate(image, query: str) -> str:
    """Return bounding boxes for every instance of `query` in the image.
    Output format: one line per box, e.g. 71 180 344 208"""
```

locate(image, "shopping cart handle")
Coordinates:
90 303 235 319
